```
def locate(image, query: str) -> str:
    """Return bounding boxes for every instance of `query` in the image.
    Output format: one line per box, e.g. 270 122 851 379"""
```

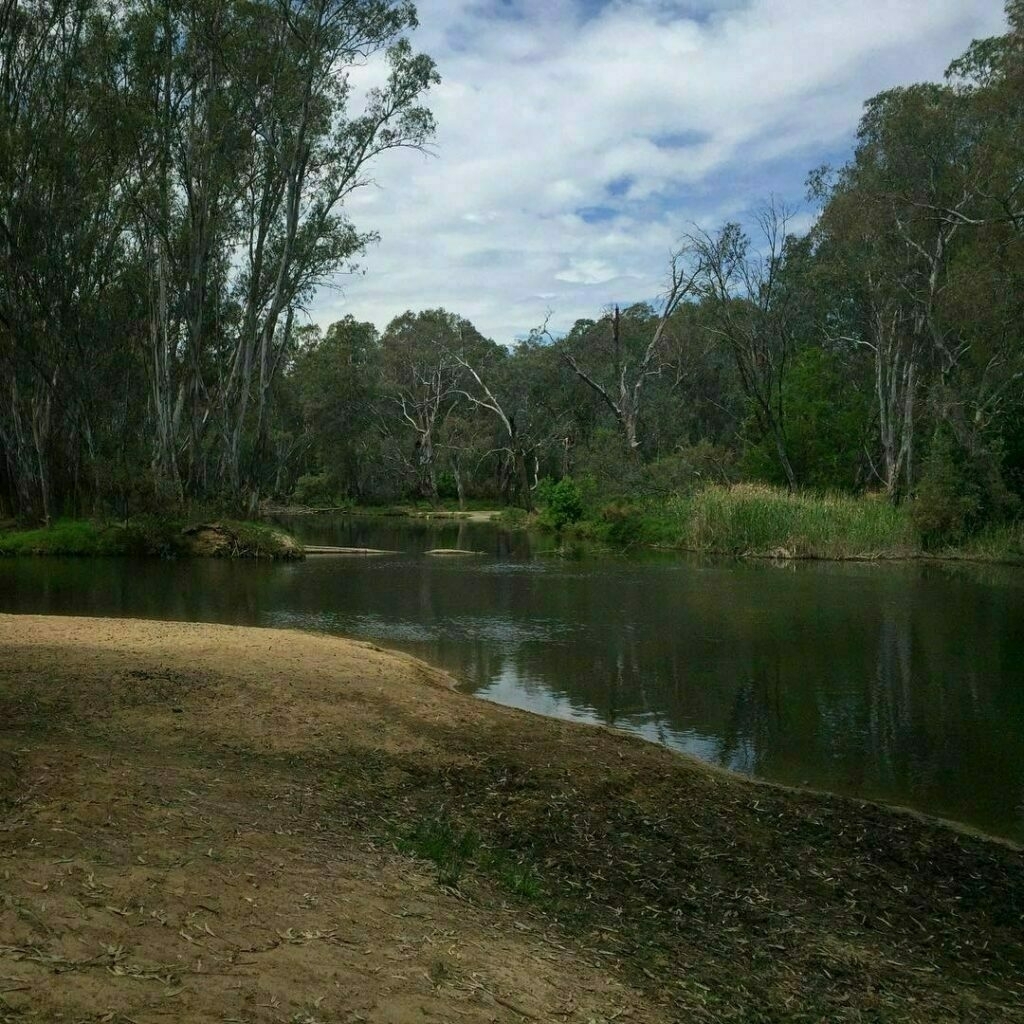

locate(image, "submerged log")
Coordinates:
304 546 396 556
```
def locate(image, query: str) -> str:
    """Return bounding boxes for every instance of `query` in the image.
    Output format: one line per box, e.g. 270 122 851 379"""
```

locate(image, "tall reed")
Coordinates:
668 484 919 559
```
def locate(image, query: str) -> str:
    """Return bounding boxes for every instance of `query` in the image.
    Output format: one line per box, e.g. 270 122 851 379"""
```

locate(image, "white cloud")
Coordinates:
555 258 624 285
312 0 1009 342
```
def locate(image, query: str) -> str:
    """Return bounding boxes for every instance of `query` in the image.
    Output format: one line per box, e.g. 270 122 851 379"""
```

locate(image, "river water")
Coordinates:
2 515 1023 842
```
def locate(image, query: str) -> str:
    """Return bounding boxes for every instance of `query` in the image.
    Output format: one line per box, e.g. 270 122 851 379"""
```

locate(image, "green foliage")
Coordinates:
909 431 1018 549
573 435 737 507
536 477 585 530
638 444 738 498
572 429 646 499
292 472 340 508
910 435 980 548
0 1 437 517
2 1 1023 548
496 507 531 529
741 348 870 491
948 521 1024 563
435 471 460 501
567 485 919 558
570 501 680 548
219 521 302 560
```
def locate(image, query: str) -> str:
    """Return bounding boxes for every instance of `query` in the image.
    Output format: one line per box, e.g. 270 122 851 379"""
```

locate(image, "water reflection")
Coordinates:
0 516 1022 841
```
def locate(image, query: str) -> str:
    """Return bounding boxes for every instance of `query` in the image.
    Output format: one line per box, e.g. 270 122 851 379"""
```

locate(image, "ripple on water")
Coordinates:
476 561 548 575
440 615 576 645
264 610 435 644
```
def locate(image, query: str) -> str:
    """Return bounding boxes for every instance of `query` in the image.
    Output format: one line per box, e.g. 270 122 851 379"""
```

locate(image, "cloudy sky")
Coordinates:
312 0 1007 343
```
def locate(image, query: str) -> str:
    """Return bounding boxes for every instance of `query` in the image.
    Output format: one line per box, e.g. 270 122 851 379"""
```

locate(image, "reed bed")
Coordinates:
668 484 920 559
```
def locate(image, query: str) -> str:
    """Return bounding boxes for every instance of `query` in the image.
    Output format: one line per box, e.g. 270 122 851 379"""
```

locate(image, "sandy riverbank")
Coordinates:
1 614 1022 1022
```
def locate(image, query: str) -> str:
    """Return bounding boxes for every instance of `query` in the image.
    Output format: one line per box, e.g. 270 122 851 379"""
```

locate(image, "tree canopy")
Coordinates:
2 0 1022 542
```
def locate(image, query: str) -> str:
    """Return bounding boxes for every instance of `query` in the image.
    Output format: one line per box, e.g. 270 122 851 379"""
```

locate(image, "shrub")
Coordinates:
908 430 1020 550
638 443 737 499
292 471 338 507
740 347 871 491
537 477 585 530
571 429 645 499
435 471 459 501
497 506 530 529
598 502 647 546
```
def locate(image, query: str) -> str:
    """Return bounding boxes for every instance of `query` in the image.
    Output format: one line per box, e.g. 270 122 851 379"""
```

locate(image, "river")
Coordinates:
1 514 1022 842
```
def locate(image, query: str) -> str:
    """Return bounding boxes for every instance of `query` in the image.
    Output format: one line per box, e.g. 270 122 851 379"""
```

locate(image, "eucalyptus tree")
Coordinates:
284 315 382 499
810 173 923 500
812 12 1024 500
0 0 141 520
124 0 439 510
687 203 804 491
936 5 1024 485
555 245 703 455
0 0 438 519
122 0 256 498
941 0 1024 232
455 337 564 510
222 3 438 512
380 309 489 499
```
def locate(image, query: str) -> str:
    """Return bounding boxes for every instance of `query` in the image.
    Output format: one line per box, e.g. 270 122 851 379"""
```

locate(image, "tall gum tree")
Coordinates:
380 309 481 500
687 203 803 492
555 245 703 456
121 0 439 510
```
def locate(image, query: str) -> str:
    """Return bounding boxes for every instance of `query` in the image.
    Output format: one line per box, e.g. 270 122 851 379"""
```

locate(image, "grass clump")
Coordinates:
397 813 544 899
672 483 918 559
215 519 302 559
489 858 542 899
398 815 481 887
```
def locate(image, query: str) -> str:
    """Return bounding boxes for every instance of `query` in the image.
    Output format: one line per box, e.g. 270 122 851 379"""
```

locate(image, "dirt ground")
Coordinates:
1 614 1022 1024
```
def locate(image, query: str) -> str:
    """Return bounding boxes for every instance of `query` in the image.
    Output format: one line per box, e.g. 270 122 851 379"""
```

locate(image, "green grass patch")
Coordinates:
0 517 302 560
0 518 130 556
396 813 544 899
397 815 481 887
486 856 543 899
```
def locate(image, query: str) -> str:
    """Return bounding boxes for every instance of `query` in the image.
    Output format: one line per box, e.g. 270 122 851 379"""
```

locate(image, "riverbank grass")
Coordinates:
559 483 1024 563
675 483 919 558
937 519 1024 563
0 517 302 559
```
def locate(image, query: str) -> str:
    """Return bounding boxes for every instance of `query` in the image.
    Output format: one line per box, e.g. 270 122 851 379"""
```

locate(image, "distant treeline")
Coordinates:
2 2 1023 550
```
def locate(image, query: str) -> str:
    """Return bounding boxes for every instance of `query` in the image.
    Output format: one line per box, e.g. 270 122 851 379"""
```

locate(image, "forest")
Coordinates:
2 0 1023 552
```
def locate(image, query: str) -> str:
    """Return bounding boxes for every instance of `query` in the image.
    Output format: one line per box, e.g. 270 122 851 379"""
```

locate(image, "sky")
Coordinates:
311 0 1008 343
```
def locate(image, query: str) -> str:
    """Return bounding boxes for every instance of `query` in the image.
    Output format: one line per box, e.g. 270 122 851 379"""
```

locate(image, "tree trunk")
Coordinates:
514 450 533 512
772 425 798 493
454 462 465 510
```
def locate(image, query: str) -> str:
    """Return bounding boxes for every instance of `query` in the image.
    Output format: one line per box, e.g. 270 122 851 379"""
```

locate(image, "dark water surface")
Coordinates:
2 515 1023 842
